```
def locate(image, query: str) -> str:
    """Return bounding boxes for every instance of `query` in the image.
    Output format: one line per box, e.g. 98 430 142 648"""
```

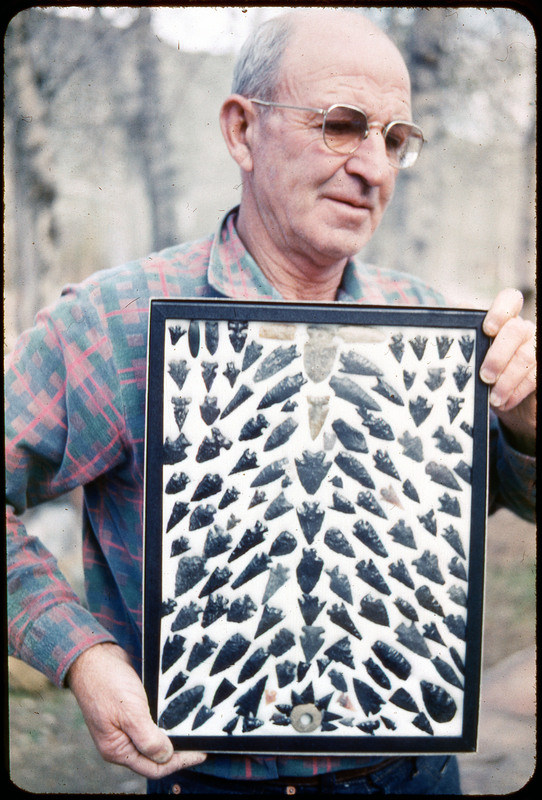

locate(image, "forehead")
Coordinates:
279 14 412 116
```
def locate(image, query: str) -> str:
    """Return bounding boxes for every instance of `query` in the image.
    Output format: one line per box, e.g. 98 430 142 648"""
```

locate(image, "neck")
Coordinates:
236 205 347 302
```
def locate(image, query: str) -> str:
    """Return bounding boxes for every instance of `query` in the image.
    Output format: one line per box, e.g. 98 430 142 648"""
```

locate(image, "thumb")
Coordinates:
130 721 174 764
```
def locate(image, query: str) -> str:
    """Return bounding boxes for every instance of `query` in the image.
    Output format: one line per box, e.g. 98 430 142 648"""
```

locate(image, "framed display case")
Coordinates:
143 299 489 755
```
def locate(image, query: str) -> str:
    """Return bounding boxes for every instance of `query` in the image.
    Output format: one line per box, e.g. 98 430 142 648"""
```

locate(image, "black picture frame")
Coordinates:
144 299 489 755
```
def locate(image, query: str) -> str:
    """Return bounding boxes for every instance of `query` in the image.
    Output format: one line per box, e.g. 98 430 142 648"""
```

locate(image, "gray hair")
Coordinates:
231 13 294 101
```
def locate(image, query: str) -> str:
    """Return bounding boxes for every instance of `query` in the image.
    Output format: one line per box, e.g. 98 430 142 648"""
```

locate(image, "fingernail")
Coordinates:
490 388 503 407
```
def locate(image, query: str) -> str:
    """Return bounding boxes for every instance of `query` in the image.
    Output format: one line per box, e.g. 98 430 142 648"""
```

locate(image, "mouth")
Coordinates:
326 196 373 212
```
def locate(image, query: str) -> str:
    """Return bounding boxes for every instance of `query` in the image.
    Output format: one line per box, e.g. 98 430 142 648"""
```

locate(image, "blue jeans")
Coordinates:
148 755 461 795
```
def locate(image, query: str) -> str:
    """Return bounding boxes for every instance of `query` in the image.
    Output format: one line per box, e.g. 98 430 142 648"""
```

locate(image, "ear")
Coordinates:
219 94 256 173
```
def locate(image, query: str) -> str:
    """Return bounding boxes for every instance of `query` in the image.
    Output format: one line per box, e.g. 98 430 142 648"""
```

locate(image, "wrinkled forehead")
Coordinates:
278 13 411 109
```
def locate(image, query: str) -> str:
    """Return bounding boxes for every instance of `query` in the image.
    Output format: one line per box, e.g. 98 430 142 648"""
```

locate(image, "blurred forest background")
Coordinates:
4 5 536 353
5 6 537 795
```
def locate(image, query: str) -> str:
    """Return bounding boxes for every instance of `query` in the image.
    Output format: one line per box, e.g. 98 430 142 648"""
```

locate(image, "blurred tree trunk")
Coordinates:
124 8 180 250
5 11 61 331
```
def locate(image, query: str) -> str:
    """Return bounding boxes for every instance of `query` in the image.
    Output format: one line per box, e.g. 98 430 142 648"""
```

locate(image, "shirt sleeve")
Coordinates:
487 412 536 522
5 285 128 687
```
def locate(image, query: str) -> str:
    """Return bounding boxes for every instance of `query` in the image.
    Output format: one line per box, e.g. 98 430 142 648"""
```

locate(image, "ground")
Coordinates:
7 507 536 795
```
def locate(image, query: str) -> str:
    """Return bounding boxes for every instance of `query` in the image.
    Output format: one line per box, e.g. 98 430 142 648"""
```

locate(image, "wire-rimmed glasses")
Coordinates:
249 98 424 169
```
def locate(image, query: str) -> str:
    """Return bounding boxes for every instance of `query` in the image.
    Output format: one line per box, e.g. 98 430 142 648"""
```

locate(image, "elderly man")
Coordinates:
6 9 535 796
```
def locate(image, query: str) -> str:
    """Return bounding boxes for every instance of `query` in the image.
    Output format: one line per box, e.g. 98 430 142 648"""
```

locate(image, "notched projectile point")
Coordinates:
235 676 268 718
326 566 353 605
300 625 326 661
263 416 298 451
356 559 391 595
196 427 232 463
395 622 432 658
426 461 462 491
186 635 218 672
418 509 437 535
335 451 375 488
403 370 416 390
171 396 191 432
239 414 270 441
412 551 445 586
303 325 338 382
267 628 296 657
438 493 461 517
459 335 475 363
324 636 356 669
442 526 466 559
330 491 356 514
223 361 240 388
424 368 445 392
163 434 191 465
387 519 417 549
423 622 446 645
241 340 263 371
231 553 271 590
408 396 433 427
372 377 404 406
409 335 428 361
158 685 205 730
436 335 453 359
168 325 185 346
171 601 202 631
433 426 464 455
201 361 218 392
389 333 404 363
203 526 232 558
453 364 472 392
228 521 268 562
161 634 186 673
295 450 332 495
198 565 232 598
398 431 424 462
209 633 251 676
373 450 400 480
329 374 382 412
276 661 297 688
165 472 190 494
166 502 190 533
191 473 223 501
339 349 383 376
174 556 208 597
200 395 220 425
201 593 229 628
448 556 468 581
402 479 420 504
170 537 189 560
356 490 387 519
447 395 464 423
238 648 270 683
227 594 257 623
230 448 259 475
257 373 307 409
251 458 288 488
228 320 248 353
254 343 300 382
189 503 216 531
358 410 395 441
353 679 385 716
352 520 388 558
324 528 355 557
264 491 294 520
327 603 362 639
331 418 369 453
298 593 326 625
359 593 390 626
168 359 189 391
297 502 325 545
262 563 290 603
380 484 403 509
415 585 444 617
388 559 415 590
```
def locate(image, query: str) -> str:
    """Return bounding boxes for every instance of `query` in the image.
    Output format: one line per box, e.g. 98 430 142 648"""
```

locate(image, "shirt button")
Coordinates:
286 787 297 796
171 784 181 795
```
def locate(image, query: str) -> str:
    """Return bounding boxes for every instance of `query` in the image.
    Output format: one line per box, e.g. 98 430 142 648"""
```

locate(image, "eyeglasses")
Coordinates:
249 98 424 169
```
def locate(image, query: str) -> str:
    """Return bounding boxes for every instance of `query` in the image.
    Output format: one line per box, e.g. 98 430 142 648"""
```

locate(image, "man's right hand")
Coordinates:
66 642 207 778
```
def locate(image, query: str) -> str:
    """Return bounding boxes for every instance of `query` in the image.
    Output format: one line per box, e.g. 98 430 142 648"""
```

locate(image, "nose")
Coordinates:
344 128 392 186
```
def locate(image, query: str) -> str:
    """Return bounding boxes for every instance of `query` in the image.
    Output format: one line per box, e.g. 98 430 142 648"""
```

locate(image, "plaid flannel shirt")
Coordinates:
6 207 535 780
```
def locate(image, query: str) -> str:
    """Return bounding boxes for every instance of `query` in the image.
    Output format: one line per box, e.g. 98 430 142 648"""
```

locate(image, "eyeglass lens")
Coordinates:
323 105 423 168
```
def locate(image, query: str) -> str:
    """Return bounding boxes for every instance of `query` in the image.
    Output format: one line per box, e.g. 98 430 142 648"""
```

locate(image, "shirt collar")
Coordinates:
207 206 362 303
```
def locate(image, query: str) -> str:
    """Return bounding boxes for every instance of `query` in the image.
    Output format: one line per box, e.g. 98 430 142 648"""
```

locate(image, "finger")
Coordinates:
483 287 524 337
489 344 536 410
480 317 535 386
107 737 206 779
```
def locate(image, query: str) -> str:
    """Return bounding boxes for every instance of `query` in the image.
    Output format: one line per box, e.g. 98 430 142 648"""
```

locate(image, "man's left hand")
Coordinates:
480 287 536 455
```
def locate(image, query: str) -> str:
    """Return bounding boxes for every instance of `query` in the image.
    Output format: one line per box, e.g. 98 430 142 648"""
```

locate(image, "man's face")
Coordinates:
245 16 413 270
